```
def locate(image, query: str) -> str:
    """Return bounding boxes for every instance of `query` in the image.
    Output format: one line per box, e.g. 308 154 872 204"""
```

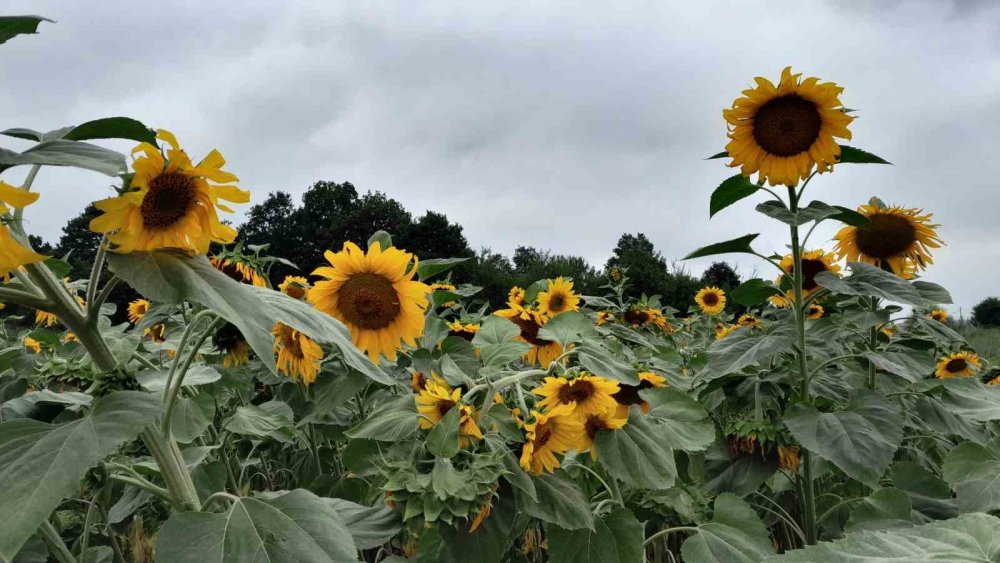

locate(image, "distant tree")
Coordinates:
972 297 1000 327
605 233 699 311
28 235 54 257
700 261 741 292
466 248 516 306
400 211 475 261
54 205 103 280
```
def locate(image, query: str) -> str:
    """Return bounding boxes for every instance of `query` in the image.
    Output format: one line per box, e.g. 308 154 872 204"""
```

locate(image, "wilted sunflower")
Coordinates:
934 351 981 379
145 323 167 343
520 404 584 475
507 286 526 308
612 371 667 417
415 380 483 447
278 275 310 299
578 409 628 459
609 267 623 282
210 255 267 287
469 496 494 533
446 319 480 342
0 182 45 277
929 309 949 322
24 336 42 354
695 287 726 315
89 129 250 254
715 323 742 340
834 202 942 275
127 299 150 324
724 66 854 187
537 277 580 317
35 309 57 327
272 322 323 385
621 307 651 326
596 311 614 326
778 445 800 473
777 249 841 297
806 304 825 320
533 374 620 419
309 241 429 363
214 322 250 368
646 308 675 332
495 306 562 366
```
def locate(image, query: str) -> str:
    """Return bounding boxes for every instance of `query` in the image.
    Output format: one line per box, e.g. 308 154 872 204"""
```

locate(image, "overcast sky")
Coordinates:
2 1 998 314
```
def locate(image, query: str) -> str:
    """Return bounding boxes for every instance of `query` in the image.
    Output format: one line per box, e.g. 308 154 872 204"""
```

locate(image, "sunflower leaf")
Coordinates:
815 262 936 306
844 487 913 533
732 278 784 306
837 145 892 165
345 394 418 442
546 508 643 563
62 117 158 145
710 175 759 217
705 150 730 160
576 344 640 385
418 257 470 281
681 493 774 563
684 234 759 260
537 311 596 349
829 205 869 227
942 440 1000 513
425 406 461 458
367 230 393 250
517 473 594 531
595 407 678 489
0 139 127 176
0 15 52 45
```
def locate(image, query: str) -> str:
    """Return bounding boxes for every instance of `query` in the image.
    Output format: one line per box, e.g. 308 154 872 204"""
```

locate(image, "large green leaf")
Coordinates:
680 493 774 563
815 262 934 306
472 316 531 369
323 498 402 550
731 279 784 307
0 140 126 176
755 200 844 226
836 145 892 165
642 388 716 452
537 311 596 349
576 343 639 385
844 488 912 533
0 16 52 45
783 392 903 488
171 393 216 444
438 486 517 563
0 391 159 561
765 513 1000 562
942 440 1000 513
517 473 593 531
595 407 678 489
705 325 795 379
417 257 470 281
425 405 461 458
933 378 1000 422
345 394 418 442
155 489 357 562
862 349 935 383
710 175 759 217
547 508 643 563
224 400 297 443
684 234 759 260
61 117 158 145
889 461 958 521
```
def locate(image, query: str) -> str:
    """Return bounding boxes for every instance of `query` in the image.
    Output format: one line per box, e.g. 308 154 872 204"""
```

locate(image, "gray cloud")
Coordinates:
3 0 999 314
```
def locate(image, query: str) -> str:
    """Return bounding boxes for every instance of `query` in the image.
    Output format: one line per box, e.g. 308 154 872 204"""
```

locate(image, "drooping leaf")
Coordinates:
170 393 216 444
547 508 643 563
0 16 52 45
595 407 678 490
680 493 774 563
537 311 596 349
755 200 844 226
224 400 297 443
367 231 393 251
0 139 126 176
816 262 933 306
836 145 892 165
0 391 159 561
642 387 716 452
576 344 639 385
942 440 1000 513
517 473 593 531
710 175 759 217
828 205 869 227
731 279 784 307
705 324 796 379
889 461 958 521
136 365 221 392
684 234 760 260
323 498 402 550
155 489 357 562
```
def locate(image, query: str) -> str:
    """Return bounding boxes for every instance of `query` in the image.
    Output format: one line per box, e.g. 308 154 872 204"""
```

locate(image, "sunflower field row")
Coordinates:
1 15 998 563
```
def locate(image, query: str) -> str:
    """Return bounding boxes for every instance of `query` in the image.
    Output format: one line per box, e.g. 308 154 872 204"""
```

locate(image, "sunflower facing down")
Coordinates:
495 306 563 366
834 202 942 275
537 277 580 317
210 256 267 287
737 313 763 329
533 374 620 419
520 404 584 475
308 241 430 363
415 380 484 447
278 275 310 299
723 66 854 187
715 323 741 340
0 182 46 277
446 319 480 342
695 287 727 315
612 371 667 417
928 309 949 323
272 322 323 385
214 322 250 368
89 129 250 254
934 351 981 379
128 299 150 325
578 409 628 459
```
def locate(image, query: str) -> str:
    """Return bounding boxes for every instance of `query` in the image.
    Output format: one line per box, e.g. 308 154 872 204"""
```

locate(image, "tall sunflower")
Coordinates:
272 322 323 385
834 202 942 275
724 67 854 187
0 182 45 277
89 129 250 254
533 374 620 419
695 287 726 315
308 241 430 363
415 380 484 447
612 371 667 417
519 404 584 475
495 306 563 366
934 351 981 379
537 277 580 317
128 299 150 325
279 275 310 299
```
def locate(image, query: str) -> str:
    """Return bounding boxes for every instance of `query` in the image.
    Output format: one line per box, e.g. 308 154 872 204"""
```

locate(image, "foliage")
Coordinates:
971 296 1000 327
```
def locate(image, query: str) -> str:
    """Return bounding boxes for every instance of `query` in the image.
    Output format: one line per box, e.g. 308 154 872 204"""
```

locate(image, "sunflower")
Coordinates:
881 323 897 338
934 351 981 379
278 275 310 299
834 202 942 275
495 306 563 366
210 256 267 287
64 332 78 343
0 182 46 277
578 409 628 459
806 304 825 320
737 313 763 329
128 299 150 325
89 129 250 254
723 66 854 187
777 249 841 296
24 336 42 354
507 286 526 308
410 370 447 392
272 322 323 385
415 380 483 447
596 311 614 326
989 377 1000 386
519 404 584 475
145 323 167 343
609 268 623 282
695 287 726 315
777 445 800 473
35 309 58 327
447 319 480 342
929 309 948 323
621 307 651 326
308 241 430 363
537 277 580 317
715 323 741 340
612 371 667 417
534 374 620 419
214 322 250 368
429 282 456 292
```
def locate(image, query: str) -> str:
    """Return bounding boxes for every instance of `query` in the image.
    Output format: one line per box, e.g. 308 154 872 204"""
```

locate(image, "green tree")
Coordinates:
700 261 741 293
972 297 1000 327
605 233 699 311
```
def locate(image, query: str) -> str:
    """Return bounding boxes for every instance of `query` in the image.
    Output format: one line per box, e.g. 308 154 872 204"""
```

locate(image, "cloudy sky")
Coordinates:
2 1 998 313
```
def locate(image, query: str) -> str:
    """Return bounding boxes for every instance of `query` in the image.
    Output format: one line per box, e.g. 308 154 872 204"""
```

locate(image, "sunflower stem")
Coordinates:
867 297 880 390
787 184 818 544
162 315 222 439
38 519 75 563
86 236 108 313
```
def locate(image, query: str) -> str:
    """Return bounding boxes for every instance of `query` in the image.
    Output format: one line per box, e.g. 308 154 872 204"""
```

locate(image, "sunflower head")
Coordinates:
533 374 620 419
89 129 250 255
714 323 741 340
537 277 580 317
145 323 167 343
279 276 310 299
806 304 825 320
495 306 563 366
612 371 667 415
309 241 430 363
695 287 727 315
507 286 526 308
777 249 841 295
214 322 251 368
0 182 46 277
519 404 584 475
415 380 483 447
778 445 801 473
596 311 615 326
210 255 267 287
737 313 762 329
929 309 949 323
446 319 480 342
24 336 42 354
834 201 942 276
723 67 854 186
128 299 151 325
609 267 623 282
35 309 58 327
578 409 628 459
272 322 323 385
934 351 981 379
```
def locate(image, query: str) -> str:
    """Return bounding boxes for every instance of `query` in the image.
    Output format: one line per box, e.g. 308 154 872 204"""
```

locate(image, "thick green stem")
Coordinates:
85 236 108 312
867 297 880 390
162 315 220 438
787 185 818 544
38 520 75 563
142 429 200 511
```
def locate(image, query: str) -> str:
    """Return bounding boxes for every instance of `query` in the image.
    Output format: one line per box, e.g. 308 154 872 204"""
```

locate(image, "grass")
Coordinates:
958 324 1000 361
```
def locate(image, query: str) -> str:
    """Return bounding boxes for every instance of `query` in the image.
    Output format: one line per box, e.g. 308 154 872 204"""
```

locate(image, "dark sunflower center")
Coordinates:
535 424 553 448
585 415 609 439
557 380 595 404
141 172 197 230
701 292 719 307
214 260 245 283
284 285 306 299
752 95 822 157
612 380 652 407
800 259 827 291
279 327 303 357
436 399 456 418
549 294 565 311
510 315 554 346
622 309 649 325
213 322 245 353
854 214 917 259
946 358 967 373
338 274 401 330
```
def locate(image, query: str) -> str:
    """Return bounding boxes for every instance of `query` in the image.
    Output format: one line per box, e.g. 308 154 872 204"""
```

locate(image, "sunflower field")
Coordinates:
3 15 1000 563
